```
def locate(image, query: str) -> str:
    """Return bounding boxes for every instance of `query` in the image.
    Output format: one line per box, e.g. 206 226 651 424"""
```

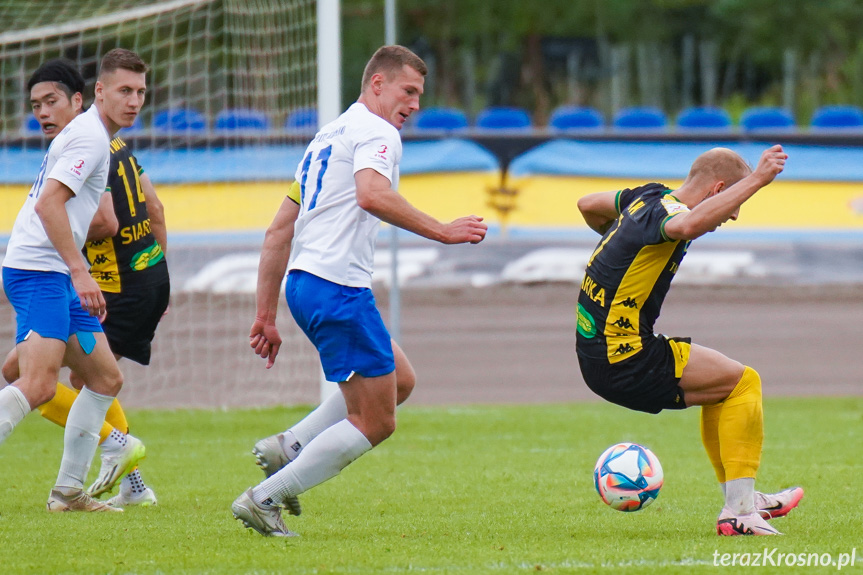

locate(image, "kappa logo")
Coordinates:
612 343 635 356
619 297 638 309
611 316 634 330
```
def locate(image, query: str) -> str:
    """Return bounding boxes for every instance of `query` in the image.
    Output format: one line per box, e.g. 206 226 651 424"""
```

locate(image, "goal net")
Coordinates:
0 0 323 408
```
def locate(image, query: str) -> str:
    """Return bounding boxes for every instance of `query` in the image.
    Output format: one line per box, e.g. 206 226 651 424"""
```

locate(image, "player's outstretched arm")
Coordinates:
141 174 167 254
251 195 300 368
355 168 487 244
86 192 119 241
577 190 619 235
666 145 787 241
36 179 106 318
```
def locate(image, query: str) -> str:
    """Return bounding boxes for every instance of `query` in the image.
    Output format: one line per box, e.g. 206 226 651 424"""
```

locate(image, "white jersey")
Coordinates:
4 105 110 274
288 102 402 288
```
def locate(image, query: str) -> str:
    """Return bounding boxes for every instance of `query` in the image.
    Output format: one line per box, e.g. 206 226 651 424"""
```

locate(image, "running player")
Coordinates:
576 145 803 535
1 56 168 507
0 49 148 512
231 45 487 537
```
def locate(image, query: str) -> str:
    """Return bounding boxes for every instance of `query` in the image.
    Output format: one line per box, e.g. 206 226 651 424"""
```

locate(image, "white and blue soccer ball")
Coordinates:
594 442 664 512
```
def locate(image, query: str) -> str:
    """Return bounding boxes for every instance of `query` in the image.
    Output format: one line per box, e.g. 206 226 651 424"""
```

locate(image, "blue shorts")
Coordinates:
286 269 394 382
2 267 103 344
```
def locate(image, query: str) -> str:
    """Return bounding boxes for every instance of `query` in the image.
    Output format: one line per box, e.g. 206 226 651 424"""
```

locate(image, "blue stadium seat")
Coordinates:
28 113 144 134
285 107 318 131
612 107 668 131
476 106 532 130
548 106 604 131
215 108 270 131
119 115 145 133
740 107 795 132
153 108 207 132
413 107 469 132
676 106 732 131
25 115 42 133
810 105 863 130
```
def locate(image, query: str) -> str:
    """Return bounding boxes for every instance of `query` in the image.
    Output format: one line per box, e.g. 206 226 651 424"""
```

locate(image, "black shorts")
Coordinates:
101 278 170 365
577 334 691 414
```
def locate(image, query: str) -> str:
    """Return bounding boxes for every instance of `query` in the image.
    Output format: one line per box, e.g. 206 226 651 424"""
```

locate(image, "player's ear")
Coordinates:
371 72 384 95
94 80 103 100
71 92 83 113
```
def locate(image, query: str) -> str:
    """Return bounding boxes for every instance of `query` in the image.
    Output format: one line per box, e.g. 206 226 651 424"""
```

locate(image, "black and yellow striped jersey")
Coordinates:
84 137 168 293
576 183 691 364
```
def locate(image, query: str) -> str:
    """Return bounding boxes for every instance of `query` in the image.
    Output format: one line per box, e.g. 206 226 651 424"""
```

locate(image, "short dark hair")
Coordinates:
361 45 427 90
27 58 84 98
99 48 149 78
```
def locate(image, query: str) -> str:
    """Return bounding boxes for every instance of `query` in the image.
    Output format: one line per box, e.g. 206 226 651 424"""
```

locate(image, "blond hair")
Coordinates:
685 147 751 187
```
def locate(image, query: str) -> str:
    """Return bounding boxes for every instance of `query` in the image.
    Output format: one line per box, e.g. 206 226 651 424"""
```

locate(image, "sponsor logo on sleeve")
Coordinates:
660 197 689 216
576 303 597 338
70 158 85 177
375 144 388 161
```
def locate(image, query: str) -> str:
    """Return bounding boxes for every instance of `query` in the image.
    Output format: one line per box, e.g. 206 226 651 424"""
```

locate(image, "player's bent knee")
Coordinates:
376 417 397 445
86 370 124 397
396 370 416 405
728 366 761 400
68 370 85 391
28 378 59 408
1 353 19 384
363 415 396 447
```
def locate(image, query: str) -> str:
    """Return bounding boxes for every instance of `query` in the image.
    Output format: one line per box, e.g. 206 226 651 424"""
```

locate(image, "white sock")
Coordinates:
100 428 127 452
725 477 756 515
0 385 31 446
254 419 371 505
55 386 115 490
121 469 148 495
283 390 348 458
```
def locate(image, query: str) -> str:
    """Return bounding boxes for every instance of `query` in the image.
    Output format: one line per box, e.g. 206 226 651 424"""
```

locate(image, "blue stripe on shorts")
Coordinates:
2 267 103 344
286 269 394 382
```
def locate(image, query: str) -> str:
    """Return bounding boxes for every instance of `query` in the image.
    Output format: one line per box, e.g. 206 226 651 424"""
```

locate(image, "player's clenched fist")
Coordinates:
444 215 487 245
755 144 787 185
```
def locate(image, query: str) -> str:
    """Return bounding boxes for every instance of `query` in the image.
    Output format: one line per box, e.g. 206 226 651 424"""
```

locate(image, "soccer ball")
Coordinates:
594 442 663 512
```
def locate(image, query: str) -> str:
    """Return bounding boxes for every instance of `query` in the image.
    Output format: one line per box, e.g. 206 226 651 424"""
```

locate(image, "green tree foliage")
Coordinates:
341 0 863 123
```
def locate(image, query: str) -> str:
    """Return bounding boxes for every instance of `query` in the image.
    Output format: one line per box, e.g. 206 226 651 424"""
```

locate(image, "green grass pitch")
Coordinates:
0 398 860 574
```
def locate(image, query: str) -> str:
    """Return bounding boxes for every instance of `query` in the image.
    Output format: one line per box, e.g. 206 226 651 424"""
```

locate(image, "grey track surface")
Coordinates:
383 283 863 404
1 262 861 408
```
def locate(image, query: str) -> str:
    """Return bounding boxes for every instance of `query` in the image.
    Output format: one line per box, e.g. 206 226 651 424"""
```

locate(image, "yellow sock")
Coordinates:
105 397 129 435
700 403 725 483
718 366 763 481
38 383 78 428
38 383 121 444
